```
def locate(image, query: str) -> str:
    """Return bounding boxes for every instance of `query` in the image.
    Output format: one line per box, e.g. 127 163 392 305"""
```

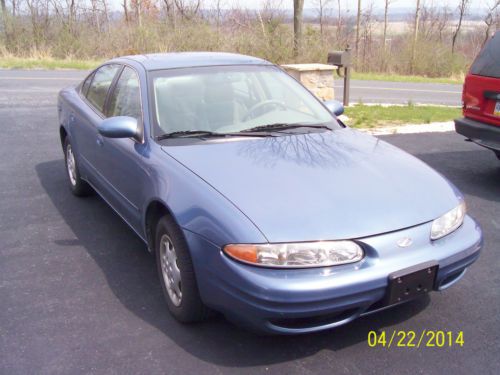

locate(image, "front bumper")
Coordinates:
455 116 500 152
185 215 482 334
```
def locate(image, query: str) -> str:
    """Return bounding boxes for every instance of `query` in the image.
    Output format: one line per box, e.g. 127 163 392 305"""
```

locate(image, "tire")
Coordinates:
155 215 209 323
495 151 500 160
63 137 92 196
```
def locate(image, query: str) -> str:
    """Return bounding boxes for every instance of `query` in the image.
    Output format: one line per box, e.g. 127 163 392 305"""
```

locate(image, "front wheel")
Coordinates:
63 138 92 196
155 215 209 323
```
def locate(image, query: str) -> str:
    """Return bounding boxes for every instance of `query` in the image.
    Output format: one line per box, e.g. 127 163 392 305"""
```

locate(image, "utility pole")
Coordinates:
355 0 361 67
410 0 421 74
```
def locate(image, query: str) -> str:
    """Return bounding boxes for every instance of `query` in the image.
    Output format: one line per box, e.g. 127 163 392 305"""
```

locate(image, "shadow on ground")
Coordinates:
36 159 430 367
416 149 500 203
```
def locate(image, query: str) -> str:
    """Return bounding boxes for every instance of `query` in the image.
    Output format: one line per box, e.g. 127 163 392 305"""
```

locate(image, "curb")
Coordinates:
354 121 455 135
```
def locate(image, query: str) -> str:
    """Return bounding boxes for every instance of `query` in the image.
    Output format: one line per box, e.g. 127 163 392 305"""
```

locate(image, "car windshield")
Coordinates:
151 65 338 137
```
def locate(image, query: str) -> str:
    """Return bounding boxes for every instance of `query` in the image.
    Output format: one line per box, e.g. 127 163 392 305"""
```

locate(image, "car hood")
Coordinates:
161 128 461 242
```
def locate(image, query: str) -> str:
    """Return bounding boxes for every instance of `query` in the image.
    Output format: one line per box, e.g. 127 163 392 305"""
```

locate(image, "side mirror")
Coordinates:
98 116 138 139
323 100 344 116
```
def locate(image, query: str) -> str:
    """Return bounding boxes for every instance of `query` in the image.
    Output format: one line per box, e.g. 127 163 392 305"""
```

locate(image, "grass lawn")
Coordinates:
0 57 102 70
351 72 463 85
344 104 462 129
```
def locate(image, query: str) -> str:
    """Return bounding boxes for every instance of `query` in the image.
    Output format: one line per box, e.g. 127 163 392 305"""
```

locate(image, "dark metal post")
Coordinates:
343 47 351 107
327 47 351 106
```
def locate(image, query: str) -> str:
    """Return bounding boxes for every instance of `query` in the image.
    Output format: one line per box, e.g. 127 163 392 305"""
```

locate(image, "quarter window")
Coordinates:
81 72 94 97
470 31 500 78
86 64 120 113
107 67 142 121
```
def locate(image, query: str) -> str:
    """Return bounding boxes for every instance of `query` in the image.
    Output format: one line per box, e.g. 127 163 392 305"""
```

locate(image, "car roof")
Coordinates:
111 52 273 71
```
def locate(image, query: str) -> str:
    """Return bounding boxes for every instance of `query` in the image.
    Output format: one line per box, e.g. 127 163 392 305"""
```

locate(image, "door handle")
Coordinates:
96 136 104 147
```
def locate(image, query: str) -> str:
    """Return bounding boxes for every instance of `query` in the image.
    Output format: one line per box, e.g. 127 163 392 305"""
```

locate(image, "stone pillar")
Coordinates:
281 64 337 100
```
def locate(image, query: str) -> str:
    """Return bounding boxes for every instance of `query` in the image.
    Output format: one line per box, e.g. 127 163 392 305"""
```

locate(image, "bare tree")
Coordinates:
102 0 109 32
420 2 448 41
335 0 349 46
410 0 421 74
483 0 500 45
314 0 331 39
50 0 79 34
360 2 374 70
162 0 176 28
24 0 51 48
436 6 451 42
123 0 129 23
174 0 200 20
1 0 7 35
293 0 304 57
451 0 470 54
132 0 142 26
215 0 223 35
355 0 361 63
89 0 105 32
382 0 392 52
335 0 342 42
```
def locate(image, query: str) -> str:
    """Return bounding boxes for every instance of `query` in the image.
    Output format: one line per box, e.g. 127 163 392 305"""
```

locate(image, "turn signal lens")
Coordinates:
223 241 364 268
224 244 258 264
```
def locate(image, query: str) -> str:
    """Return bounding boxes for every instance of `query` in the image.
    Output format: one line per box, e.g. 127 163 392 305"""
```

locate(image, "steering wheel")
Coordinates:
243 100 287 121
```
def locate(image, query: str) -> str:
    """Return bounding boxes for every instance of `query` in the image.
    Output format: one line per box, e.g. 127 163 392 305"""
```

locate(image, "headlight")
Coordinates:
430 201 466 240
223 241 364 268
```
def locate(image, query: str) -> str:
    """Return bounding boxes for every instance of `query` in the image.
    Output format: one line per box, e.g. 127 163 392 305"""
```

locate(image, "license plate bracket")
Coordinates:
384 261 438 306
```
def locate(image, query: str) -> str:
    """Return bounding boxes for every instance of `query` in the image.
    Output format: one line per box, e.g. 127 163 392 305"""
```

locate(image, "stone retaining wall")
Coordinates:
281 64 337 101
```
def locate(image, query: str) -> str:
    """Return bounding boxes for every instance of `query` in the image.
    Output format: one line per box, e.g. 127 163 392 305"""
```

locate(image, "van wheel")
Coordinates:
155 215 209 323
64 138 92 196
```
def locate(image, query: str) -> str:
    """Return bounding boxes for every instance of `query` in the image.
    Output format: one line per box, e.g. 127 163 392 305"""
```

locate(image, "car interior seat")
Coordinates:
155 76 209 133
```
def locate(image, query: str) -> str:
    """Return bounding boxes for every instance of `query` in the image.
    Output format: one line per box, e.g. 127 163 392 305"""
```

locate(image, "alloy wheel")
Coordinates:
159 234 182 306
66 144 77 186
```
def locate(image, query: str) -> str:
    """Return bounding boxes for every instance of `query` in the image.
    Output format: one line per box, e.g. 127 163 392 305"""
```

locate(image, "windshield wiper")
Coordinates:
156 130 223 140
241 123 332 133
156 130 273 141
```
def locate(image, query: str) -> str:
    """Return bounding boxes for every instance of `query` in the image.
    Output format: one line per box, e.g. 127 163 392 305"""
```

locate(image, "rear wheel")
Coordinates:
64 138 92 196
155 215 209 323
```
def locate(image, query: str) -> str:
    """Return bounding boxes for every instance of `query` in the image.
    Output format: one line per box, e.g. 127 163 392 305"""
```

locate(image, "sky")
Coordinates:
204 0 490 11
109 0 490 12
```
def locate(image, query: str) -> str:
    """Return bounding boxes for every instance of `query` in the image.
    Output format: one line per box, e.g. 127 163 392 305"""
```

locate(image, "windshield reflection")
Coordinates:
237 129 381 168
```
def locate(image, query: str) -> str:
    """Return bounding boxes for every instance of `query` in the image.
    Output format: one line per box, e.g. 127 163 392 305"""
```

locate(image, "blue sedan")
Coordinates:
57 52 482 334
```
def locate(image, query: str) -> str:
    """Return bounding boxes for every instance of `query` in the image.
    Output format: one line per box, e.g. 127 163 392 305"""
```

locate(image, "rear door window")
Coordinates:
470 31 500 78
107 67 142 122
86 64 121 113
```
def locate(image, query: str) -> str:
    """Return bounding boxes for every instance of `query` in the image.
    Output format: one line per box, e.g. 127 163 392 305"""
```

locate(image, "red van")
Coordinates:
455 31 500 160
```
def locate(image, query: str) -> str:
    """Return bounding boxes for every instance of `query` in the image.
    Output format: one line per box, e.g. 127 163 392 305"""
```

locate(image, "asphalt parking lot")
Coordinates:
1 72 499 375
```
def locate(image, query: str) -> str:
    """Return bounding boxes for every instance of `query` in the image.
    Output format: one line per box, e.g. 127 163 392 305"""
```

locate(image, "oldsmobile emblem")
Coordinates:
397 237 413 248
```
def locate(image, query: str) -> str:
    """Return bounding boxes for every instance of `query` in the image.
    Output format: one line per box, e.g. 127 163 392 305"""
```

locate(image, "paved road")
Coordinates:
334 79 462 106
1 71 499 375
0 69 463 105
